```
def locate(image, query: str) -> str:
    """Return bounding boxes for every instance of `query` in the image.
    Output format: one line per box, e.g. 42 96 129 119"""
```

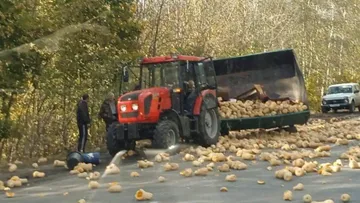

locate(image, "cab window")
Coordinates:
195 61 217 90
141 62 180 89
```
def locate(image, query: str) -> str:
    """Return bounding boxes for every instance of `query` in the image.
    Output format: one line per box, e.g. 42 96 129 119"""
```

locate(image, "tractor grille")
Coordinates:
120 111 138 118
144 95 152 115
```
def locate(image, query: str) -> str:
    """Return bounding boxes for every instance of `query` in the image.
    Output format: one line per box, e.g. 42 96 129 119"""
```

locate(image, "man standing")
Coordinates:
184 80 196 113
98 92 118 132
76 94 91 152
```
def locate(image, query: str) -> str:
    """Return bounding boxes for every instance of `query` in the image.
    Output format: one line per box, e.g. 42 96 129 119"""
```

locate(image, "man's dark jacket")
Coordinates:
77 100 91 125
98 99 118 124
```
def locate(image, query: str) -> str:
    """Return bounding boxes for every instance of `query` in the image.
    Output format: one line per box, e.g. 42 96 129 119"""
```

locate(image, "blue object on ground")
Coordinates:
82 152 101 165
66 151 84 170
66 151 101 170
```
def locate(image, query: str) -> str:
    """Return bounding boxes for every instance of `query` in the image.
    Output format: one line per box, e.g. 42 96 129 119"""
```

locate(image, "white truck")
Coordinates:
321 83 360 113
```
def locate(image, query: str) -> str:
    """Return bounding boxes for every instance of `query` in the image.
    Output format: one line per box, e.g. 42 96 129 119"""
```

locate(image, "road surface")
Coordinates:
1 114 360 203
1 143 360 203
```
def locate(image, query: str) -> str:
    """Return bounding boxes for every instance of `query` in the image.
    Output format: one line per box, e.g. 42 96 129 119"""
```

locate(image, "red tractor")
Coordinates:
107 54 221 156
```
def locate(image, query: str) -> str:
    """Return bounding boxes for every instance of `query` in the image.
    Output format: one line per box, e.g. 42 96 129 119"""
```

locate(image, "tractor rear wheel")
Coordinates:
194 105 220 146
152 120 180 149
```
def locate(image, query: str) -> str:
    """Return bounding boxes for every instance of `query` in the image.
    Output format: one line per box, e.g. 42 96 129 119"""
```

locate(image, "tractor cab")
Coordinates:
141 55 218 114
119 55 217 119
107 54 221 157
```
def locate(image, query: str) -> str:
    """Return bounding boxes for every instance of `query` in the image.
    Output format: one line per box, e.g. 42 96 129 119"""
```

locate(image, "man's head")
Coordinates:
82 94 89 101
134 85 141 90
107 92 115 100
188 80 195 90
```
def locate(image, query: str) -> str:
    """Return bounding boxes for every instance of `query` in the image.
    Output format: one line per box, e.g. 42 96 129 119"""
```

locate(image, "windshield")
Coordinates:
140 62 180 89
327 85 353 94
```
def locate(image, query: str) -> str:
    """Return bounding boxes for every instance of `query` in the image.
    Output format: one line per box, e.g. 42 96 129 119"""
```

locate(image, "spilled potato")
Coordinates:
135 189 153 201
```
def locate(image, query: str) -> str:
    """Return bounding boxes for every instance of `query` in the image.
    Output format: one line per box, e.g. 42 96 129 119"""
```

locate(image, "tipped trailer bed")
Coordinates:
213 49 310 133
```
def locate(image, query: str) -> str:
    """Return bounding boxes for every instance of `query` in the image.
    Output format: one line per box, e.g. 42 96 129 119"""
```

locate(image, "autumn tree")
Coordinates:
0 0 141 161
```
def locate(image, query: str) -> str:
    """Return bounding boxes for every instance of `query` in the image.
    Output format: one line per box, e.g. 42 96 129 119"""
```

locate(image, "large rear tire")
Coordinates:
194 106 220 146
106 123 133 157
152 120 180 149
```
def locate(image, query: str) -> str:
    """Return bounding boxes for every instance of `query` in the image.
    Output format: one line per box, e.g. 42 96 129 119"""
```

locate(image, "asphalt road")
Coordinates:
1 141 360 203
1 114 360 203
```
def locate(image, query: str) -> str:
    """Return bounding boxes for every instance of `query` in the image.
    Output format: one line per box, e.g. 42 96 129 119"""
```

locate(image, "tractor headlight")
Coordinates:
322 99 326 105
120 105 127 112
132 103 139 111
344 97 349 103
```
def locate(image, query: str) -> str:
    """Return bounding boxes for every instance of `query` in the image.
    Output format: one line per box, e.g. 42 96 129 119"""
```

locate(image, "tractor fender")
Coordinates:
193 90 218 115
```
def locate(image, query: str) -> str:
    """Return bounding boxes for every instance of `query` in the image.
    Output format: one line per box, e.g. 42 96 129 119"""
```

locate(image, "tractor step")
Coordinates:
189 117 199 133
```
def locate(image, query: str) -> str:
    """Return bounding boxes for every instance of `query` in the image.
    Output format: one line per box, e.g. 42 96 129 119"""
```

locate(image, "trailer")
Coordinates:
214 49 310 134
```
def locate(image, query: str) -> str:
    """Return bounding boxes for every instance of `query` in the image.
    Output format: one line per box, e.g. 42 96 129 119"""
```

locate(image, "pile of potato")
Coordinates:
219 99 308 119
177 118 360 177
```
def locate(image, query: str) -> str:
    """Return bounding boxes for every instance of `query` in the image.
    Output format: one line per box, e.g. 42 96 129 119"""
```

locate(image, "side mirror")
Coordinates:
323 93 326 96
354 90 359 93
123 69 129 83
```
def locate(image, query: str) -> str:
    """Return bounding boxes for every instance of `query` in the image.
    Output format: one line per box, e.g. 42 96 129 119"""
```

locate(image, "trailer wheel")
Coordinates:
195 106 220 146
220 127 229 136
106 123 135 157
152 120 180 149
284 125 297 133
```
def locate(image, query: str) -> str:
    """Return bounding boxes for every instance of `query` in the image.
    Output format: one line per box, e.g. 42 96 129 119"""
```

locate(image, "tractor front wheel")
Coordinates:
152 120 180 149
194 106 220 146
106 123 134 157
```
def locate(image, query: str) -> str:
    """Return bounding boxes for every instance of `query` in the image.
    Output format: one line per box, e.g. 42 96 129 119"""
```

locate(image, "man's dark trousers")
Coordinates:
77 124 88 152
105 114 118 132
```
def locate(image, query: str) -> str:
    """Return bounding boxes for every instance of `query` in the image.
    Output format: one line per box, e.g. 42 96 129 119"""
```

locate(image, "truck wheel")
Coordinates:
321 107 329 113
349 101 355 113
106 123 134 157
195 106 220 146
152 120 180 149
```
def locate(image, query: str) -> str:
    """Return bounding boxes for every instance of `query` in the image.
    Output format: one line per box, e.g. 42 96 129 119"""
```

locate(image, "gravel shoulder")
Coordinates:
311 111 360 120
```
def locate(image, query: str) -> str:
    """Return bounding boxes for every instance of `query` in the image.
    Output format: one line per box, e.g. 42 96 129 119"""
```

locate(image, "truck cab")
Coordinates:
321 83 360 113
